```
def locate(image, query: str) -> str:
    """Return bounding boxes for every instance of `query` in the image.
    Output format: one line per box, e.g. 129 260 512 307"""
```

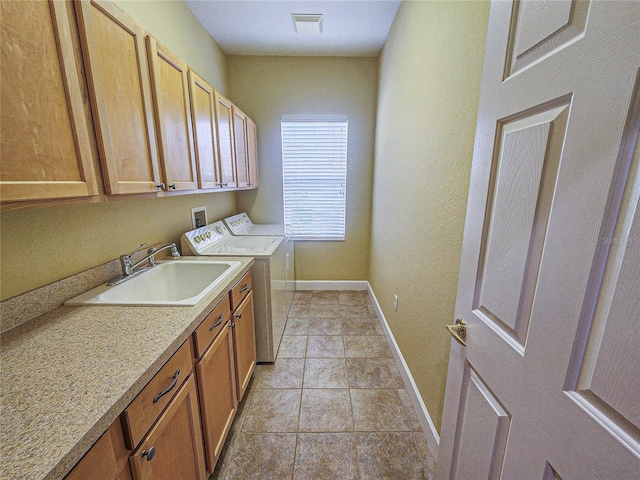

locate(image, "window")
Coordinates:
281 116 348 241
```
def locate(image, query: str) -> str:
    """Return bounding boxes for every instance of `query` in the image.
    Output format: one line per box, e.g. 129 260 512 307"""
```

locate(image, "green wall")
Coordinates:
228 56 378 281
368 0 490 432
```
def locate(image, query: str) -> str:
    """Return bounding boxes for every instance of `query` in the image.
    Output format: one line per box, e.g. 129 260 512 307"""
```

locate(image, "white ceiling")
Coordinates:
185 0 402 57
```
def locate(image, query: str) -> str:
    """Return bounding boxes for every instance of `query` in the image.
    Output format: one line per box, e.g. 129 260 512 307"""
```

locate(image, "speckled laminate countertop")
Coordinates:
0 256 254 480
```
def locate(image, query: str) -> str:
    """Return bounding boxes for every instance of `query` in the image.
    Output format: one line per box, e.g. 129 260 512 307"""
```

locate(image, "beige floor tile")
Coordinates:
307 335 345 358
303 358 348 388
338 291 368 306
340 304 370 317
341 318 379 335
278 335 307 358
284 317 310 335
242 389 301 432
254 358 304 388
351 389 409 431
308 318 343 335
294 433 358 480
373 321 384 335
344 335 393 358
398 388 423 431
311 291 340 304
310 304 343 318
292 291 312 304
413 431 437 480
356 432 429 479
299 389 353 432
289 304 313 317
223 432 297 479
347 358 404 388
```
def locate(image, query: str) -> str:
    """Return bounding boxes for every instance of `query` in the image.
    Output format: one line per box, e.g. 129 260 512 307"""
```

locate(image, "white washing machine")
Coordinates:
180 221 286 362
224 213 295 314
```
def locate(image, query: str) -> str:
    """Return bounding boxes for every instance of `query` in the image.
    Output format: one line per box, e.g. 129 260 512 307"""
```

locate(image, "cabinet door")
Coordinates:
76 0 161 195
65 419 132 480
0 0 98 202
232 290 256 401
129 375 206 480
187 70 222 190
246 117 259 188
213 91 237 188
232 106 249 188
195 321 237 474
146 37 198 192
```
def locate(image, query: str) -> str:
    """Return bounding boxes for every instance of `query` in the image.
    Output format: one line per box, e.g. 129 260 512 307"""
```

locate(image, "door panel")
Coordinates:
476 102 568 349
147 37 198 191
214 91 237 188
188 70 221 189
438 1 640 478
0 0 98 202
76 0 160 195
505 0 590 78
451 364 510 480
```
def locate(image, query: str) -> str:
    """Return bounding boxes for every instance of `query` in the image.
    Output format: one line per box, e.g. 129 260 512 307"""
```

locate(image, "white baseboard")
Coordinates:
294 280 368 291
366 282 441 463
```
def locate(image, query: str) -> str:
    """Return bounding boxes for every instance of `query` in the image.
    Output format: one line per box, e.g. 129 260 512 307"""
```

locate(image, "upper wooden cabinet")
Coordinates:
213 91 238 189
188 70 225 190
246 117 259 188
76 0 161 195
232 106 249 188
0 0 98 202
147 37 198 192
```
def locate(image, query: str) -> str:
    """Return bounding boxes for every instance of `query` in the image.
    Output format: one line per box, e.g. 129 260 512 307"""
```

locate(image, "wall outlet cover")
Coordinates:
191 206 208 229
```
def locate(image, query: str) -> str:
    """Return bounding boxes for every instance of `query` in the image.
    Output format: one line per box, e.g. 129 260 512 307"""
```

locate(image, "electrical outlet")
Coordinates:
393 294 398 312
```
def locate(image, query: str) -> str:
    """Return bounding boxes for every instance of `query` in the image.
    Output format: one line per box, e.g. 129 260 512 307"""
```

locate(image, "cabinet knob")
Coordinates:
234 313 242 319
142 446 156 461
168 183 177 190
156 183 165 190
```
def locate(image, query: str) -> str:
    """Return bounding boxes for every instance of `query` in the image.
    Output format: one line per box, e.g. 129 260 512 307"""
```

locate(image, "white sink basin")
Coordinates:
65 260 241 306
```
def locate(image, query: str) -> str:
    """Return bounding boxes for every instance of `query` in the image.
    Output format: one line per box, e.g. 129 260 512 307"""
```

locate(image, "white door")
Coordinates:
437 1 640 479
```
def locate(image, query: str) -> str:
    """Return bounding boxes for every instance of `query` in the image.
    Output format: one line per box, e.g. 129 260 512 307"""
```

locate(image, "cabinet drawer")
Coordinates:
122 340 193 448
193 296 231 358
230 271 252 311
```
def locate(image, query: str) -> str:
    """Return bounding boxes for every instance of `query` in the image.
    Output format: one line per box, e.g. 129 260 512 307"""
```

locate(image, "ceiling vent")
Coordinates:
291 14 323 34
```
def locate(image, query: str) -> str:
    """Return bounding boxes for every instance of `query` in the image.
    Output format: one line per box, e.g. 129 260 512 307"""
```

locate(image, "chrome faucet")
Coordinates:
109 242 180 285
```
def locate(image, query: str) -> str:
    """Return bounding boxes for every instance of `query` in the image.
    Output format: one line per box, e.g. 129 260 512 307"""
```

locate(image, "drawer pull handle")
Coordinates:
234 313 242 319
238 283 249 294
153 369 180 404
209 314 224 331
142 446 156 461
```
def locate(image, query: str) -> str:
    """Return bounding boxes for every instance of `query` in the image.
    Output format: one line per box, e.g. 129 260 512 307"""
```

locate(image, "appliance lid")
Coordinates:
224 212 287 236
182 221 283 257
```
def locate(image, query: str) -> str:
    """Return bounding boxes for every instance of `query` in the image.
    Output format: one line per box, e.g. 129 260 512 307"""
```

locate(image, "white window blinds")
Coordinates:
281 116 348 241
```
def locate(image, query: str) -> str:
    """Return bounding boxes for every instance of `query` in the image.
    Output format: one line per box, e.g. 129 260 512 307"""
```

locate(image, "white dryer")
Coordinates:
181 221 286 362
224 213 295 314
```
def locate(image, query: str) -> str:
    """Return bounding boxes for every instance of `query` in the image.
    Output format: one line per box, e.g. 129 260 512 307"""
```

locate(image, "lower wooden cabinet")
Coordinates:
64 271 257 479
64 419 132 480
232 290 256 401
129 375 206 480
196 320 237 474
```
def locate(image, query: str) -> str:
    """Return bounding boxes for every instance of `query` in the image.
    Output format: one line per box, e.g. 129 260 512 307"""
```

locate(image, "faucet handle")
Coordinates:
127 243 148 260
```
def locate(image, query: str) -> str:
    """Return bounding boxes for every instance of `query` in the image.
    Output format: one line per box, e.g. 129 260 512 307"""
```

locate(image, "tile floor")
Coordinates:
211 290 436 480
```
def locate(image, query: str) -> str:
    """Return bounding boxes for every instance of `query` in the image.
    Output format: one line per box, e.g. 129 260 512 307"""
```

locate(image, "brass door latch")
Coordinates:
446 319 467 347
